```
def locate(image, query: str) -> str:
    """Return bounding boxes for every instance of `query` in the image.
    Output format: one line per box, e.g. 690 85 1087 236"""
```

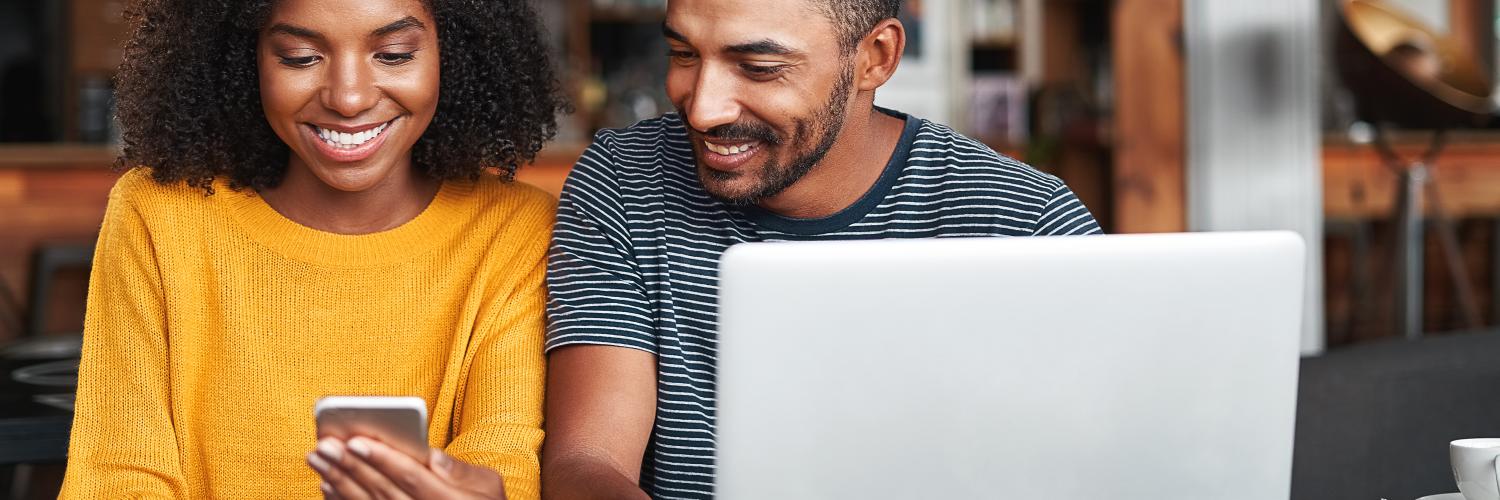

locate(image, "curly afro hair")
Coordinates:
114 0 568 192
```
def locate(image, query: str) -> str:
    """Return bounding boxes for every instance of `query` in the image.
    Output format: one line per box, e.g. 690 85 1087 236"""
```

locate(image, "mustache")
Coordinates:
692 121 783 145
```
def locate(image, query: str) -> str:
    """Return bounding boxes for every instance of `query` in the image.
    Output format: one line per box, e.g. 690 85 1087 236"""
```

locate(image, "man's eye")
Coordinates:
375 52 416 65
667 50 697 61
741 64 785 76
278 55 320 68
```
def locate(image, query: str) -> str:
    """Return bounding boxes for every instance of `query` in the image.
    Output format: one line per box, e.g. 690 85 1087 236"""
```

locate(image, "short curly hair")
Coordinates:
819 0 902 55
114 0 567 192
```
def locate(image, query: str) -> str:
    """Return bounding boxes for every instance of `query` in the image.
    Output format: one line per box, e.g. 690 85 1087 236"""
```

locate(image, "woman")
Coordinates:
60 0 565 498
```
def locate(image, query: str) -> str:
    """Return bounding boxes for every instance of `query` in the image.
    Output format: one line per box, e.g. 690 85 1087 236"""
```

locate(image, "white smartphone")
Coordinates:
314 396 430 465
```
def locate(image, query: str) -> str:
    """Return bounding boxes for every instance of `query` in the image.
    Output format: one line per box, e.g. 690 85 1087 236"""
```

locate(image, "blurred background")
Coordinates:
3 1 1500 499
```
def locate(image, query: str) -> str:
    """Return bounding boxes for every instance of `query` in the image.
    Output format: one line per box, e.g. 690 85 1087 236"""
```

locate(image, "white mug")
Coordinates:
1452 438 1500 500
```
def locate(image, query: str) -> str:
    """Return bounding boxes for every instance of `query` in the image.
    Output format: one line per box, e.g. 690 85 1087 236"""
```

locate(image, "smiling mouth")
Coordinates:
703 139 761 157
696 138 765 174
307 119 396 149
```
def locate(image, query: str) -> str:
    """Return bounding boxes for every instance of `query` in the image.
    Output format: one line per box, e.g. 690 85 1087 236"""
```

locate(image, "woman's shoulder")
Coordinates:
444 176 557 265
109 167 225 213
97 169 235 260
460 175 557 228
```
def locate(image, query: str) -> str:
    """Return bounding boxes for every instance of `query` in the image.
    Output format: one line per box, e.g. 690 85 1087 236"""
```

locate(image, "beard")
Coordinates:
687 62 855 206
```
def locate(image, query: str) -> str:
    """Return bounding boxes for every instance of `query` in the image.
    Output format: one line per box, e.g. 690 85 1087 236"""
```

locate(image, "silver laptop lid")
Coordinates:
715 232 1305 500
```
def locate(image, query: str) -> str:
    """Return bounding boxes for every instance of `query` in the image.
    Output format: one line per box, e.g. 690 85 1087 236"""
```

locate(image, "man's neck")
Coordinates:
258 161 441 235
756 107 906 220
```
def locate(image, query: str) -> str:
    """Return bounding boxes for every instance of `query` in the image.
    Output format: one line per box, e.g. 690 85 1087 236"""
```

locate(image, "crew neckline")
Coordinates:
220 180 474 267
738 107 919 235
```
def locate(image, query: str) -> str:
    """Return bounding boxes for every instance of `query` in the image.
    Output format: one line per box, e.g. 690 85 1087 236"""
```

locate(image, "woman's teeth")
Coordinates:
315 122 388 148
705 141 753 155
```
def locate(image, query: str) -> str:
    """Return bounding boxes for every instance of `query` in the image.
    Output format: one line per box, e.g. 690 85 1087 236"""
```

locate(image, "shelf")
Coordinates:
971 35 1018 50
0 144 118 169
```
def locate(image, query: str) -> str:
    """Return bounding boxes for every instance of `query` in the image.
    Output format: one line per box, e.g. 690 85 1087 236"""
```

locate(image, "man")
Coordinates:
541 0 1102 498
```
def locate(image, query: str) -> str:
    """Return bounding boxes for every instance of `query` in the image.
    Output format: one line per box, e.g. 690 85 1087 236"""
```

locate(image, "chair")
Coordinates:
25 243 93 337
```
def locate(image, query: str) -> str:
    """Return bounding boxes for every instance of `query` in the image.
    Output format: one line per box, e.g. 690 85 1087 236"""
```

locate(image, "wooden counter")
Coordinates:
6 136 1500 341
0 142 584 342
0 143 584 196
1324 133 1500 220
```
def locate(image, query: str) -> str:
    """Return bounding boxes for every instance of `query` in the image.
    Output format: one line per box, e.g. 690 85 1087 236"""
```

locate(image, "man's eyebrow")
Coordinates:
372 16 425 37
661 22 798 57
662 23 687 43
725 39 799 56
266 23 321 39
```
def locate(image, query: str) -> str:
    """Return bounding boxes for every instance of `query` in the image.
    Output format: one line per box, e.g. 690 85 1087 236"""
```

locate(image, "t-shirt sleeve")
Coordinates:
1032 179 1104 236
544 135 660 354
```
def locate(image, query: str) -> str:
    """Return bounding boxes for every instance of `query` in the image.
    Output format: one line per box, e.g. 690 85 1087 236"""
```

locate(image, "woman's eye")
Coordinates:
278 55 320 68
375 52 416 65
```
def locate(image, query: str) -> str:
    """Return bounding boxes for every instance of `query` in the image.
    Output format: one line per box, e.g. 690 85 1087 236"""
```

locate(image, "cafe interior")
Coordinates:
3 0 1500 498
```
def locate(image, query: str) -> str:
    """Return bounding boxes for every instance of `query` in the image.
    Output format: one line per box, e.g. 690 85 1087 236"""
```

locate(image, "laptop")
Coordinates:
715 231 1305 499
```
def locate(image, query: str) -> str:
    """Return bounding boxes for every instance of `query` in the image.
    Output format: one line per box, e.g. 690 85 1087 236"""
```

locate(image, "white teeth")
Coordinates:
704 141 753 156
315 121 390 148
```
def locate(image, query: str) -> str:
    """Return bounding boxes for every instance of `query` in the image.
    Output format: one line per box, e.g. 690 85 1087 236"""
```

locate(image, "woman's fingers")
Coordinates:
347 437 461 497
316 438 414 500
308 447 369 500
310 437 507 499
319 479 341 500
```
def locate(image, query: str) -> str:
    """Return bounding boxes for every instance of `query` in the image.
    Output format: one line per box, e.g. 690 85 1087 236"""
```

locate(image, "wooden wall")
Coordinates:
0 148 120 341
1112 0 1186 233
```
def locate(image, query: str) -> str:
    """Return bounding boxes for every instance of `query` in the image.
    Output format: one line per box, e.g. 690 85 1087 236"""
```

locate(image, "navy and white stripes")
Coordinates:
545 109 1101 499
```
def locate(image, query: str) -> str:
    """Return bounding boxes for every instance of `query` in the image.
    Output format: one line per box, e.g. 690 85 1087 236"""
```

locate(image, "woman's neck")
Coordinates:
257 159 442 235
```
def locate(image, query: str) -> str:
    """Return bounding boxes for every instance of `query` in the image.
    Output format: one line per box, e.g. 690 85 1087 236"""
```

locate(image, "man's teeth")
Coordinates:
704 141 753 155
315 122 388 148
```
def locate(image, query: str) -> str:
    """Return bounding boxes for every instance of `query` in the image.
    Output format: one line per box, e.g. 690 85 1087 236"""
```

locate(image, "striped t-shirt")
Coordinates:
545 109 1101 499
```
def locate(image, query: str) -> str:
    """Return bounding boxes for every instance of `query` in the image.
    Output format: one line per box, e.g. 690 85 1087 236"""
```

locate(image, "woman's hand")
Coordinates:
307 437 507 499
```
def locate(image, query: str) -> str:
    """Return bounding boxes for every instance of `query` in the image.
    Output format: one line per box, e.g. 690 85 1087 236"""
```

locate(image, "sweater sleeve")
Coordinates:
443 197 551 500
60 178 187 498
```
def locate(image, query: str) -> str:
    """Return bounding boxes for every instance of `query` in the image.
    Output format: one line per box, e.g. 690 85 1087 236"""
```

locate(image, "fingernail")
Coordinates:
432 451 451 470
307 452 330 473
316 438 343 462
320 481 333 495
347 438 371 458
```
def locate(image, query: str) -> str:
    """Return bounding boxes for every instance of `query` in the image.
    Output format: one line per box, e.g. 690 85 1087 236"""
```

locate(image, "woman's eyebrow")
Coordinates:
266 22 321 40
371 16 426 38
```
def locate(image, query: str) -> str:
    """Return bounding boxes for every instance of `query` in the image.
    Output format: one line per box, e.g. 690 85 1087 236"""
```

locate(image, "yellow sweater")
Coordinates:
60 169 554 499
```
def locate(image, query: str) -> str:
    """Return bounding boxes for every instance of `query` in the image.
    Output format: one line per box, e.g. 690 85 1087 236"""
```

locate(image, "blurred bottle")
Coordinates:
76 74 115 144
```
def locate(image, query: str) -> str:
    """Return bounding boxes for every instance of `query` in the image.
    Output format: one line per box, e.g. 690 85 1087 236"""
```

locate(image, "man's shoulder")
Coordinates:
564 114 695 204
902 118 1064 193
585 113 690 158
